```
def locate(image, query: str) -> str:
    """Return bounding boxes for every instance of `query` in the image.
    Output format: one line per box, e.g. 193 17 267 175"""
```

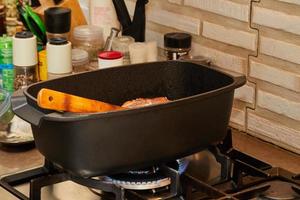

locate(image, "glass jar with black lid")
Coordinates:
164 32 192 61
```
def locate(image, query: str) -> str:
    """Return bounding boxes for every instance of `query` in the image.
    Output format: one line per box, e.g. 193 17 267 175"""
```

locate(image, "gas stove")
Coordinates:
0 129 299 200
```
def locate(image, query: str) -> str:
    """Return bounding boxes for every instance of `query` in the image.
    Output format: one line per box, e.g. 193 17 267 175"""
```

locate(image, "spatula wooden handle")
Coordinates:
37 88 123 113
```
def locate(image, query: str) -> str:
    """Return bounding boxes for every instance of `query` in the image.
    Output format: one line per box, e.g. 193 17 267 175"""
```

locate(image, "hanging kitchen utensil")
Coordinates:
37 88 123 113
112 0 148 42
17 2 47 45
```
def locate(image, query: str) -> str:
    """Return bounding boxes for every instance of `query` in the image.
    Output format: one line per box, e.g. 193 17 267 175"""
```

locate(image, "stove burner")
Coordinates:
108 167 171 190
1 129 300 200
259 181 300 200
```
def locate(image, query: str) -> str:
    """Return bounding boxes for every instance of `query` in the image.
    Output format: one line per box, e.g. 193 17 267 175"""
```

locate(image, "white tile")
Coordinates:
260 36 300 65
278 0 300 5
250 60 300 92
253 6 300 35
248 111 300 153
234 84 255 104
184 0 249 22
257 89 300 121
168 0 183 4
202 21 257 50
148 9 201 35
191 42 247 74
230 107 246 127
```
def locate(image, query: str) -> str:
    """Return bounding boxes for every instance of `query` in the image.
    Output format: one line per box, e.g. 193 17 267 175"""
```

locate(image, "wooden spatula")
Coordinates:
37 88 123 113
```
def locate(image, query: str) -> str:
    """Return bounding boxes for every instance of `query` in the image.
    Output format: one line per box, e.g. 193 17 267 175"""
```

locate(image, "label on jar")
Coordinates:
2 65 14 93
38 50 48 81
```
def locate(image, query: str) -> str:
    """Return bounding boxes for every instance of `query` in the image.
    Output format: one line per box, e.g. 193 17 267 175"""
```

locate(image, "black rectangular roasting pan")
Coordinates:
11 61 245 178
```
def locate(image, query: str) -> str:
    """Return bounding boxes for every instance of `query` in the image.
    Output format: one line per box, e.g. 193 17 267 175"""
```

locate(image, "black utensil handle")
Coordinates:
112 0 132 30
11 90 43 127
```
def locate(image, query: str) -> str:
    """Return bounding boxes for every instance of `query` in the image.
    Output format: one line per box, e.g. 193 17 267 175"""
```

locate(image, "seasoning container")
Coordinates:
13 31 38 90
0 5 5 36
112 36 134 64
72 48 89 73
73 25 104 61
129 42 147 64
146 41 158 62
164 32 192 60
44 7 71 40
38 50 47 81
47 38 72 79
98 51 123 69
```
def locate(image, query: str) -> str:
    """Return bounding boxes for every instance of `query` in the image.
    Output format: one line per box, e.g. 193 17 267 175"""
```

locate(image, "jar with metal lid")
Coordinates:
72 48 89 73
13 31 38 90
73 25 104 61
164 32 192 61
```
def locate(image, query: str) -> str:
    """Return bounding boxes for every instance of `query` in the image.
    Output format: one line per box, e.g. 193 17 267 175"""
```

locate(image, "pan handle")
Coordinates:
233 75 246 89
11 89 43 127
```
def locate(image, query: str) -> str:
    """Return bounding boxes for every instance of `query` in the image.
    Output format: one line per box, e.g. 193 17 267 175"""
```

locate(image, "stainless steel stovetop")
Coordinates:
1 130 300 199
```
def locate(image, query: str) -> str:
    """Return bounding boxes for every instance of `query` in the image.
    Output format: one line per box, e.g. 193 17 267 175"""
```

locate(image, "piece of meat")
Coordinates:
122 97 170 108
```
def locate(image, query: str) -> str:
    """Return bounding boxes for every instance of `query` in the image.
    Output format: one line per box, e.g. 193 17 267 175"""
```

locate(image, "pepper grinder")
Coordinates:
13 31 38 90
47 37 72 79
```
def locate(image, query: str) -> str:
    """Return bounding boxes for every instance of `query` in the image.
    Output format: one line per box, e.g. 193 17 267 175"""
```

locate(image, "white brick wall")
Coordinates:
248 111 300 153
257 89 300 121
168 0 182 5
278 0 300 5
184 0 250 22
260 36 300 65
253 6 300 35
141 0 300 153
148 9 201 35
230 107 246 128
250 59 300 92
235 83 255 105
191 42 247 74
202 21 257 51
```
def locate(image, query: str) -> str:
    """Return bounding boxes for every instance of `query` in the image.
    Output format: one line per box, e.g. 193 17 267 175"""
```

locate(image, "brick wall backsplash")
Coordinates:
125 0 300 153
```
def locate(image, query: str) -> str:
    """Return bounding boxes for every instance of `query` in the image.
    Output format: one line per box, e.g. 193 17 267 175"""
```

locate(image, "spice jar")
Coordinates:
98 51 123 69
44 7 71 40
13 31 38 90
47 37 72 79
72 48 89 73
73 25 104 61
112 36 134 65
164 32 192 60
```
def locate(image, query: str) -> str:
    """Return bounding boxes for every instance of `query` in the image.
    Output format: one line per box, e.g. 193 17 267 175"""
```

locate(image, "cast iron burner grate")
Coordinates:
0 129 300 200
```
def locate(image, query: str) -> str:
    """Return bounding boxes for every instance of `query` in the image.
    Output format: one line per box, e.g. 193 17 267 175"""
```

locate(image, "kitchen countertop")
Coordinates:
0 129 299 178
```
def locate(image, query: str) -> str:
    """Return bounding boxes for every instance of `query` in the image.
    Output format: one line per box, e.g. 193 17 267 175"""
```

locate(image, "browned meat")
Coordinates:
122 97 170 108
